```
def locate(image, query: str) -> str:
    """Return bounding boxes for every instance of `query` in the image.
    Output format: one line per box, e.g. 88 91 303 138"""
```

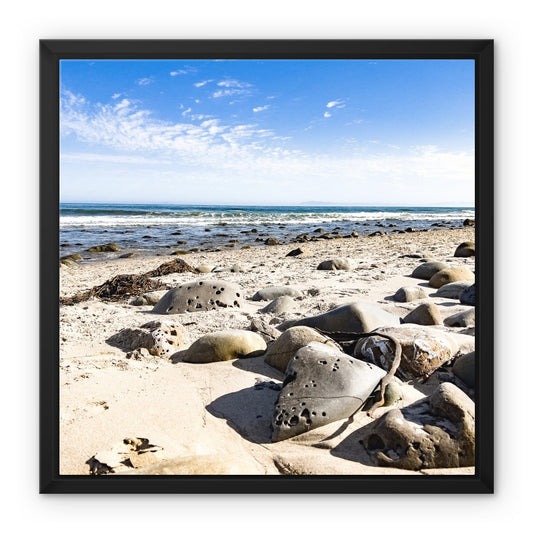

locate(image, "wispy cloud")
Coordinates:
324 111 332 118
326 100 344 108
194 80 213 87
137 77 154 86
253 105 270 113
170 70 188 76
217 79 251 88
111 93 122 100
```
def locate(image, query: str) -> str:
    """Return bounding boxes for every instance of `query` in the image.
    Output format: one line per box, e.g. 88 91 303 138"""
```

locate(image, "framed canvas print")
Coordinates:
40 39 493 493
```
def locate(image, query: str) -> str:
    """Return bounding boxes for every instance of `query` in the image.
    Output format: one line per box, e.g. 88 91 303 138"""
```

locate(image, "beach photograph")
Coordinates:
58 56 478 478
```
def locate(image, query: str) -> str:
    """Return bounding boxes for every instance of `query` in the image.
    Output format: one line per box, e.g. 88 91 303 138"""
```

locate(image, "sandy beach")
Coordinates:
59 227 476 476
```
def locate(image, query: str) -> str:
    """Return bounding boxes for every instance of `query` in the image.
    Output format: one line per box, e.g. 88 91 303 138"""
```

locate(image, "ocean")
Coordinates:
59 203 475 260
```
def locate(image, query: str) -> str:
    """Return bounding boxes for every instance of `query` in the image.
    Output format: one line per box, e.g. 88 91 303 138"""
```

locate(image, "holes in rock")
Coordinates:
322 412 327 416
234 301 240 306
212 286 217 289
367 434 386 451
216 290 221 295
301 408 312 425
300 402 306 406
412 442 420 450
288 415 299 426
170 331 177 336
195 303 202 309
236 293 240 297
198 281 203 286
318 360 328 365
187 299 193 305
167 306 174 312
220 287 225 291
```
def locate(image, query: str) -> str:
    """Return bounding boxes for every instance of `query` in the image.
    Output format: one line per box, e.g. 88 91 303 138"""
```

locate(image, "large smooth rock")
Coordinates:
434 280 473 299
411 261 449 280
182 330 267 363
279 301 400 334
265 326 334 373
454 241 475 257
354 324 458 381
272 343 386 442
252 286 304 301
393 286 428 302
363 382 475 470
460 284 476 306
428 267 474 288
452 351 475 388
152 280 244 314
259 296 296 315
402 302 442 325
317 258 355 271
249 317 282 343
107 320 188 357
444 308 475 328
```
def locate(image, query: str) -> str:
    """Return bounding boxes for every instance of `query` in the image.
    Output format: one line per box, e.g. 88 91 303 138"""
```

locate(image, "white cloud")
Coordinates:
326 100 344 108
324 111 332 118
194 80 213 87
253 105 270 112
217 79 251 88
60 88 474 205
111 93 122 100
170 70 188 76
137 77 153 86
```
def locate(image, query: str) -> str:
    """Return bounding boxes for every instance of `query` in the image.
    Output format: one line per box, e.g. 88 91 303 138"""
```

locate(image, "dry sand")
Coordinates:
59 227 475 476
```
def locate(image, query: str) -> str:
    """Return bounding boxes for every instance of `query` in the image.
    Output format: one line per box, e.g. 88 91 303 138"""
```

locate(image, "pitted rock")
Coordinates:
354 324 458 381
152 280 244 314
272 342 386 442
107 320 188 358
362 382 475 470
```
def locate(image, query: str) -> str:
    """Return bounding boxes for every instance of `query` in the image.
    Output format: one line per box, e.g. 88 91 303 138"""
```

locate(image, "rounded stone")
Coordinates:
264 326 333 373
444 308 475 328
152 280 244 314
435 280 474 299
317 258 355 271
286 247 312 257
182 330 267 363
402 302 442 326
460 284 475 306
452 351 475 388
393 286 428 302
428 267 475 288
454 241 475 257
86 242 121 252
279 301 400 334
252 286 304 301
354 324 459 381
259 295 297 315
383 381 403 406
411 261 449 280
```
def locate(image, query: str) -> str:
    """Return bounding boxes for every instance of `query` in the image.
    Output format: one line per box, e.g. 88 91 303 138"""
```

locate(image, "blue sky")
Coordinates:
60 59 475 206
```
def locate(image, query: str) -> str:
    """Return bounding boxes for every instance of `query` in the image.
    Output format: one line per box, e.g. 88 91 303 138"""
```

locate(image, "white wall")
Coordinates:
2 1 528 529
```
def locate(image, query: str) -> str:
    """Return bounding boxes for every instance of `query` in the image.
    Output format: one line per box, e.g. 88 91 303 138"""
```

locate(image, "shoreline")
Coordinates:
60 227 476 475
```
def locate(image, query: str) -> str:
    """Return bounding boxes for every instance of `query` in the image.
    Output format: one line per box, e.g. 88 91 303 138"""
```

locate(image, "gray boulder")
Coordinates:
444 308 475 328
454 241 475 257
317 258 355 271
264 326 334 373
393 286 428 302
182 330 267 363
363 382 475 469
152 280 244 314
452 351 475 388
249 317 282 343
411 261 448 280
434 280 473 299
272 342 386 442
279 301 400 334
252 286 304 301
354 324 458 381
460 284 475 306
259 295 297 315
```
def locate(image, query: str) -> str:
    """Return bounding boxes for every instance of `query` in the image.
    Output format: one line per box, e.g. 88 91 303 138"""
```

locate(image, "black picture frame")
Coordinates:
41 39 494 494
